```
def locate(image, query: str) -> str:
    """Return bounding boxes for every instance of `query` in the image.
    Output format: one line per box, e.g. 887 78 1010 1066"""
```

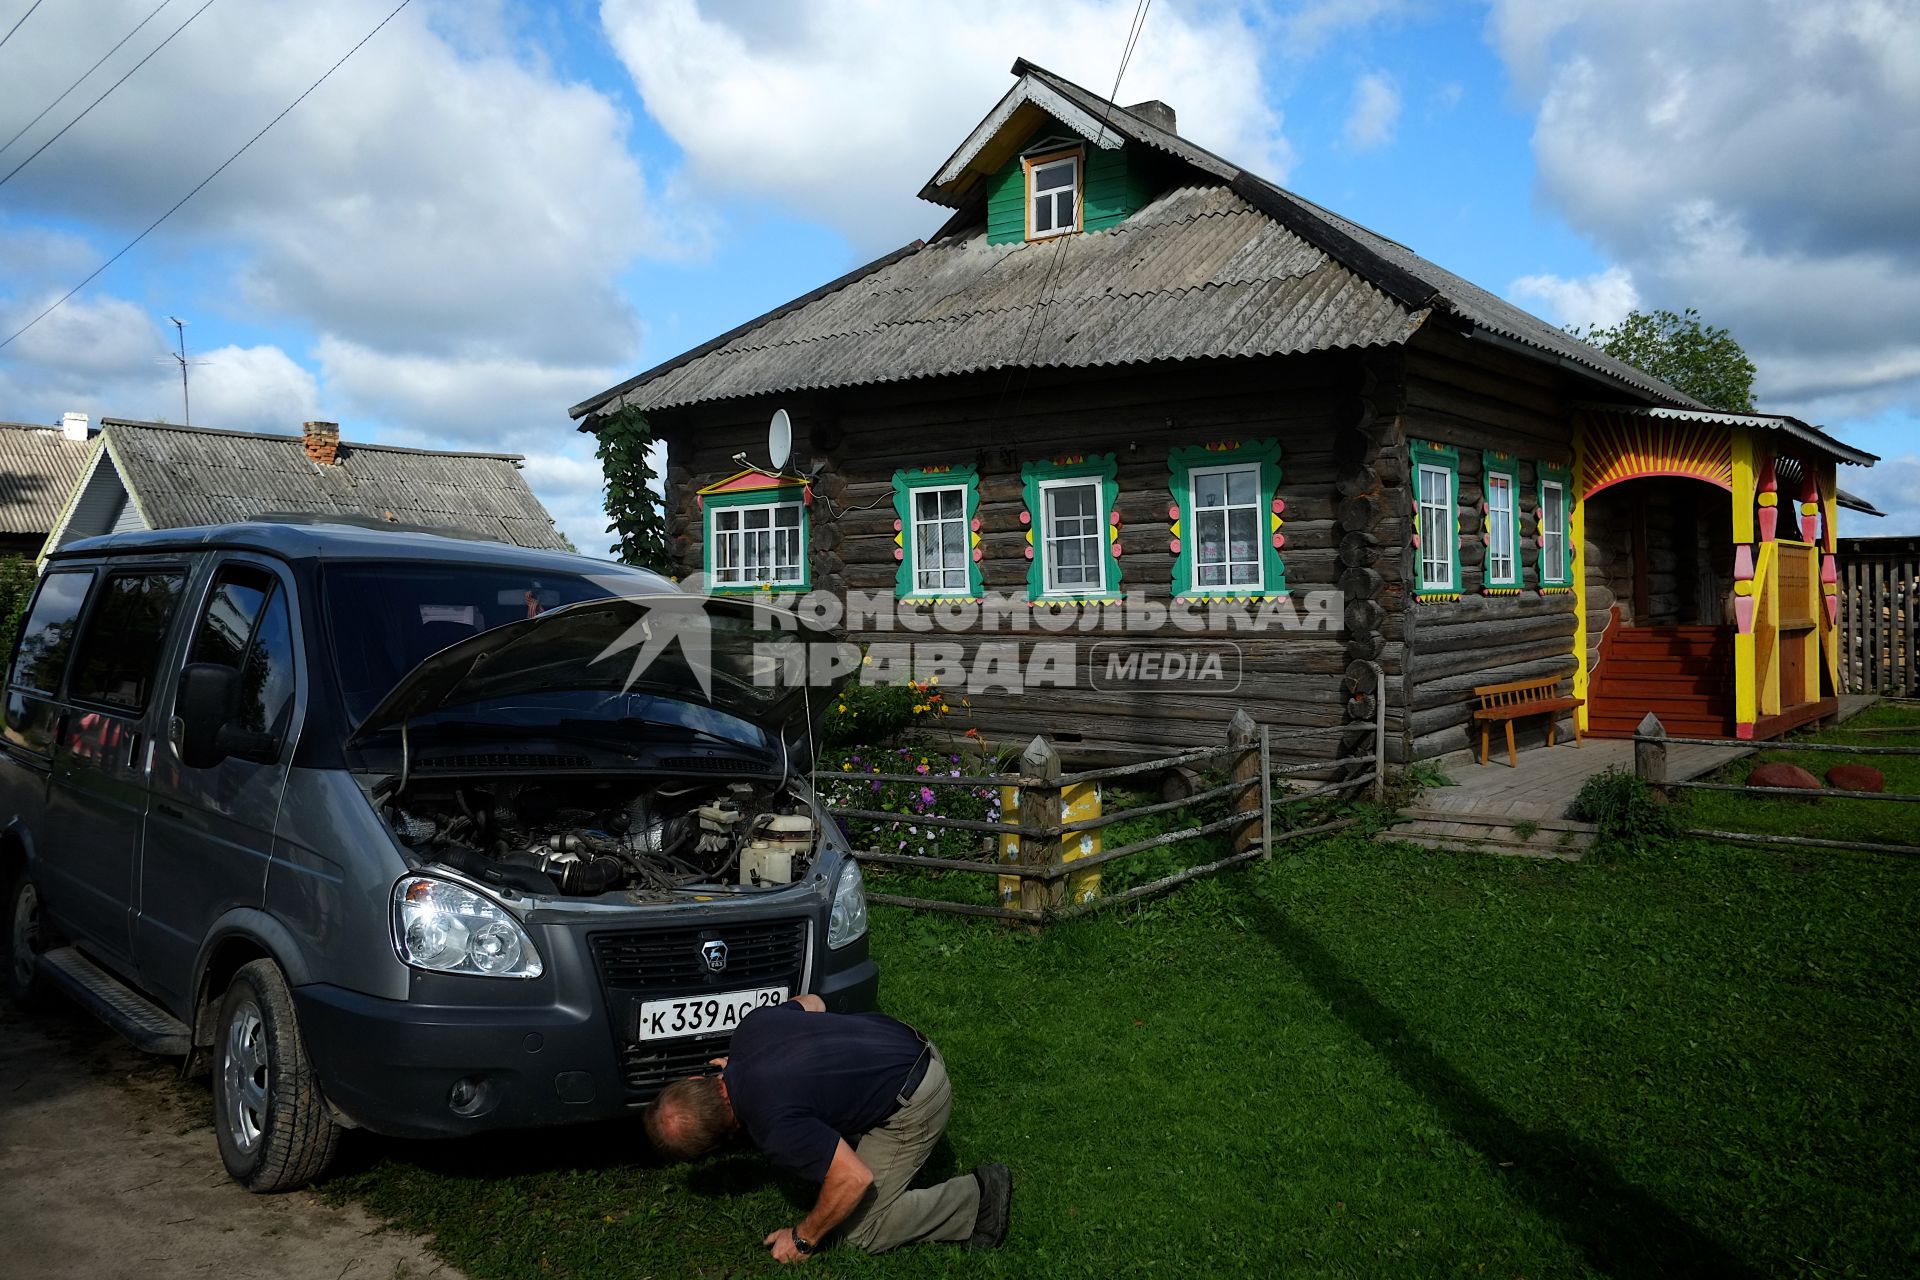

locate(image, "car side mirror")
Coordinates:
176 663 241 768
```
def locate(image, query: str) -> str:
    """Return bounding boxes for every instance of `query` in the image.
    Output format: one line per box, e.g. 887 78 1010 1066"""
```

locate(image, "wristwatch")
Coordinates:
791 1229 817 1256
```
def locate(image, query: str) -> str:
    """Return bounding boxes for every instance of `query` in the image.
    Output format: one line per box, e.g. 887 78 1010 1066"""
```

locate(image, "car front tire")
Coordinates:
212 958 342 1192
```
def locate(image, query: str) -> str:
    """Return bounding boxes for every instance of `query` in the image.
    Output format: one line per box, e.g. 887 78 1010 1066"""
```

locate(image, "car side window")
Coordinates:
7 569 94 695
185 566 297 745
66 570 188 712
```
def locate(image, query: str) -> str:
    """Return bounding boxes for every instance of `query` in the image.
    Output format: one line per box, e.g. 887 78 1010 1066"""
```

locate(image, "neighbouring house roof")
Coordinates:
50 419 568 552
573 58 1703 423
0 421 94 536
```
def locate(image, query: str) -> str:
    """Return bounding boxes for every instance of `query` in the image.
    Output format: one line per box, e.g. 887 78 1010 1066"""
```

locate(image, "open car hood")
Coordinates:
345 592 855 755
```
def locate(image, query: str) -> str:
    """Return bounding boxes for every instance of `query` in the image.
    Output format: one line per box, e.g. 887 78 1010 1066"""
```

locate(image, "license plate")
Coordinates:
635 986 789 1041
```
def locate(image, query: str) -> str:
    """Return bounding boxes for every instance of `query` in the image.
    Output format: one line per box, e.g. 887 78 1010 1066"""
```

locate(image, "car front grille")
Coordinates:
591 917 811 1099
591 919 808 991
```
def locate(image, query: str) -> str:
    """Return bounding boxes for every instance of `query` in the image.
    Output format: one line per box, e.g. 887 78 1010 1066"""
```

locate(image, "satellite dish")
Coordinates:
767 408 792 471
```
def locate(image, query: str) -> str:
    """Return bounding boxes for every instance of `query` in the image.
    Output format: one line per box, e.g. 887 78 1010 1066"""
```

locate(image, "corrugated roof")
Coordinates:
597 185 1427 414
98 419 569 551
0 422 94 535
579 59 1718 421
1581 403 1879 468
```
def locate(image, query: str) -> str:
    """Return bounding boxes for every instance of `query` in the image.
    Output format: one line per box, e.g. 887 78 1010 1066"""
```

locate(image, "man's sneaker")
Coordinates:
966 1163 1011 1250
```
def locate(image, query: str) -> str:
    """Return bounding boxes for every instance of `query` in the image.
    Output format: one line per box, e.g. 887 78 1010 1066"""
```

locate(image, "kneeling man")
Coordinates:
646 994 1010 1261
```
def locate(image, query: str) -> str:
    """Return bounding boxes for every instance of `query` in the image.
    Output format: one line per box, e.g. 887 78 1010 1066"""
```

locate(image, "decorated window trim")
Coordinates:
1410 440 1461 602
1537 461 1573 591
891 465 983 601
698 470 811 593
1480 450 1522 595
1020 454 1122 603
1167 439 1287 601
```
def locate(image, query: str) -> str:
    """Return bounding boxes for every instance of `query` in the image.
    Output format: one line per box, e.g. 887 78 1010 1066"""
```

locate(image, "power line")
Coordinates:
0 0 218 191
0 0 179 162
0 0 46 55
0 0 414 352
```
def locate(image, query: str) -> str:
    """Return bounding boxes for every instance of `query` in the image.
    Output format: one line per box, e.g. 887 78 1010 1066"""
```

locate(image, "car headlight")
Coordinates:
392 876 544 979
827 860 869 949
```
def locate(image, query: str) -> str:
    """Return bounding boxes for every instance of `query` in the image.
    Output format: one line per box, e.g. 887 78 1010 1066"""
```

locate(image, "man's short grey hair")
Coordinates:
646 1076 731 1161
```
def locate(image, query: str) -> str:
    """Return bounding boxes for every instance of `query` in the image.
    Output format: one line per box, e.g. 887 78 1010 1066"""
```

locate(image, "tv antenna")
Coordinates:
157 315 210 424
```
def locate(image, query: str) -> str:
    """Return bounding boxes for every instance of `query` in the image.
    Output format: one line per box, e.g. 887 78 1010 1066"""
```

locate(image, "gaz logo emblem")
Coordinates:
701 940 729 973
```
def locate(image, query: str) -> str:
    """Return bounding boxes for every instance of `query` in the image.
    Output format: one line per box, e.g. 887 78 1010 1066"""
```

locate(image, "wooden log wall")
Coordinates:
1397 331 1580 761
654 351 1404 765
1839 540 1920 695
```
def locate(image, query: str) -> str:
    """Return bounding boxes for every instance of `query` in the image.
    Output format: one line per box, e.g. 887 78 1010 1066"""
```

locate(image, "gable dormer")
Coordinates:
921 59 1186 245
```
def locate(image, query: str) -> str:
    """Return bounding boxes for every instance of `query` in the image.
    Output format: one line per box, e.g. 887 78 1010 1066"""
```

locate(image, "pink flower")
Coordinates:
920 787 936 806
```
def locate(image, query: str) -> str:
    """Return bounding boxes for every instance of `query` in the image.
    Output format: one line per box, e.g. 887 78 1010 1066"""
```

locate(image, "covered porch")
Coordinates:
1572 407 1875 742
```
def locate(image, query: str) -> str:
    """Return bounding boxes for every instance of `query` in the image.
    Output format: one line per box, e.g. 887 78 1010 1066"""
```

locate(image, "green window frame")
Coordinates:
702 485 810 593
1167 439 1286 599
1480 451 1522 592
1411 440 1461 601
892 466 983 600
1538 461 1573 588
1020 455 1121 602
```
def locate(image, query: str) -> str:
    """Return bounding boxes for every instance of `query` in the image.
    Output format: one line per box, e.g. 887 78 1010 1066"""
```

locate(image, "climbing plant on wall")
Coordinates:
596 404 671 573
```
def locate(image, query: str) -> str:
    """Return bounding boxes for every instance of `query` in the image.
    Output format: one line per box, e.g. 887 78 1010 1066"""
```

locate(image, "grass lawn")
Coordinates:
1682 702 1920 847
324 826 1920 1278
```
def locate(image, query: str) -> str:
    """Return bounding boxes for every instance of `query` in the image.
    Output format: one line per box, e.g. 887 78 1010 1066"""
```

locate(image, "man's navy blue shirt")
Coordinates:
723 1002 923 1183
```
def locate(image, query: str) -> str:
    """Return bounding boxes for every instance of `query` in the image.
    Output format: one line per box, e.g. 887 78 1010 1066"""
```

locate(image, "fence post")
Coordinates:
1634 712 1668 799
1229 710 1260 856
1373 666 1387 804
1017 736 1063 922
1258 724 1273 861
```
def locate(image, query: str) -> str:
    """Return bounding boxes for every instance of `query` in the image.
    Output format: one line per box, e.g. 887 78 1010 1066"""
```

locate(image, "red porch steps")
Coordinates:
1586 625 1734 739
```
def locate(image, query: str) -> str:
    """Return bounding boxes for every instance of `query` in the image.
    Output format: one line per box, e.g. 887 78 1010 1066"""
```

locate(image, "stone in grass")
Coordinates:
1747 762 1823 792
1825 764 1885 793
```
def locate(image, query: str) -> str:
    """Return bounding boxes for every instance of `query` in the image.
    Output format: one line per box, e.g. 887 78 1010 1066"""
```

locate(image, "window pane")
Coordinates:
1197 510 1226 565
69 571 187 711
9 571 93 694
716 509 739 531
1228 507 1258 558
745 508 770 530
774 505 800 528
915 489 942 522
1033 197 1052 233
1196 473 1226 508
189 567 273 669
940 517 965 565
1034 160 1073 192
1226 468 1257 506
1231 562 1259 585
1058 189 1075 228
231 587 295 738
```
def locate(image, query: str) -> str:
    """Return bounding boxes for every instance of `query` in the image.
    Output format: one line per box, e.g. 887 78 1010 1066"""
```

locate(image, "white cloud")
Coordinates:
1484 0 1920 424
1508 265 1639 331
186 345 321 432
1343 72 1400 150
1283 0 1414 53
601 0 1293 250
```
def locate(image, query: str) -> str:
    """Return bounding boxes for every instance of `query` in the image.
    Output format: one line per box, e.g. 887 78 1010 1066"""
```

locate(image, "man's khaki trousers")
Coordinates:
841 1047 979 1252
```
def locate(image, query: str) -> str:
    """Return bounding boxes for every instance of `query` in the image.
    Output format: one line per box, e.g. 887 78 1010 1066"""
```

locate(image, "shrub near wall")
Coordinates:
0 555 36 658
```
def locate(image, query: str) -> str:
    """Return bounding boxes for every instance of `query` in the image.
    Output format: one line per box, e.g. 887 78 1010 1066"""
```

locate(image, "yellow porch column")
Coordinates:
1570 420 1589 731
1818 459 1841 691
1730 428 1758 738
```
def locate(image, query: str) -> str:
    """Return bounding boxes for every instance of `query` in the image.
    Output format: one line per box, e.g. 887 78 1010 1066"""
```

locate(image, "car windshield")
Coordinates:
324 561 625 725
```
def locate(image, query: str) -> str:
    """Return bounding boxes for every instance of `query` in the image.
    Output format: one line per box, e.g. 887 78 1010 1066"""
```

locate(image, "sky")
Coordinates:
1 0 1916 551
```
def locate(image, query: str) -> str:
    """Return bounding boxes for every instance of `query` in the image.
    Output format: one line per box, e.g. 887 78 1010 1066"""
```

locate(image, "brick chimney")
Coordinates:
303 420 341 466
60 411 90 441
1124 100 1177 134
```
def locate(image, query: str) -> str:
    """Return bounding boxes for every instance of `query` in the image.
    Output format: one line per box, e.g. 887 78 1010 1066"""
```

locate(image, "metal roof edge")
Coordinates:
1836 488 1884 516
1577 402 1880 468
569 238 928 423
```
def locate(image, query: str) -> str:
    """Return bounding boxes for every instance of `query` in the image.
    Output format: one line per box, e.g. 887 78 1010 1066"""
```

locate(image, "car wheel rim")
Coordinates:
9 882 37 989
222 1000 269 1153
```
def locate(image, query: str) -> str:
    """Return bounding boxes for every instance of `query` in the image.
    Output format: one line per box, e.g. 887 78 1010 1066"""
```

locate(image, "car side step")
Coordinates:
38 945 192 1055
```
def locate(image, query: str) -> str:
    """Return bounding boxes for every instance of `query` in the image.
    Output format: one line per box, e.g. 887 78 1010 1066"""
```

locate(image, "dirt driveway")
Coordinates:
0 998 461 1280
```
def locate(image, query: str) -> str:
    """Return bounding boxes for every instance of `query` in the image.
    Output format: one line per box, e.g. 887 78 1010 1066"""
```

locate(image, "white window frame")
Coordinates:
1038 476 1106 597
1486 471 1517 586
1541 479 1568 584
1188 462 1265 593
1417 462 1456 593
1026 151 1080 241
909 483 971 597
709 499 806 587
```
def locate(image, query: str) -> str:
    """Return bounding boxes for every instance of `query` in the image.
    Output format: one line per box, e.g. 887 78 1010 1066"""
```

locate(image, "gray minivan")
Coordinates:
0 520 875 1191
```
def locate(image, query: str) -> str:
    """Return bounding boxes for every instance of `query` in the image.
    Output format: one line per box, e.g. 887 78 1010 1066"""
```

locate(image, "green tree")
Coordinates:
0 555 38 659
595 405 672 573
1574 307 1757 413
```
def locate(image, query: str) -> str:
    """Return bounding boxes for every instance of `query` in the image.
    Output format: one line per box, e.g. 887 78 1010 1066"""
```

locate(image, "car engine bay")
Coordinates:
385 776 820 898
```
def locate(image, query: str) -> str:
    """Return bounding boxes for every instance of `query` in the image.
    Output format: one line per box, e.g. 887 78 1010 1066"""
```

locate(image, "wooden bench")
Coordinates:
1472 677 1584 767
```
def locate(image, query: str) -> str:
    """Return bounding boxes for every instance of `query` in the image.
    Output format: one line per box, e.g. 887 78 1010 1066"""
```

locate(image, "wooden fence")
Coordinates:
815 673 1388 927
1839 537 1920 695
1632 712 1920 857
